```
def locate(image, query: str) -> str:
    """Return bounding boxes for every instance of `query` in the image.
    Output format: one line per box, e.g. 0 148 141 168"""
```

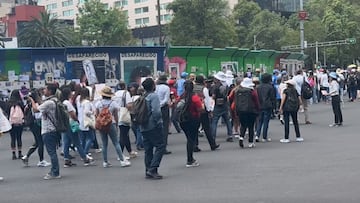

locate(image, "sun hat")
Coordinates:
213 71 227 82
329 72 337 79
336 68 344 74
240 78 255 89
285 79 296 86
100 86 114 97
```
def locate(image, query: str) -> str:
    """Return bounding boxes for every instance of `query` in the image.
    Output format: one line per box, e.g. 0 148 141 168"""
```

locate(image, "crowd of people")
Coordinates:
0 65 355 181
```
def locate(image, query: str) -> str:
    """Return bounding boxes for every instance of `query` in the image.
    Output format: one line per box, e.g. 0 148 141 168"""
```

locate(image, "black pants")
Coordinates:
119 125 132 153
237 112 257 143
196 111 216 148
26 122 44 161
180 119 200 163
161 105 170 149
331 95 343 124
283 111 300 139
10 125 23 150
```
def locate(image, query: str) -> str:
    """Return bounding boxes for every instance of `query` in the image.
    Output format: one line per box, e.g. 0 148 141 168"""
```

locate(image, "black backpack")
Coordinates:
301 78 313 99
284 88 299 112
131 93 149 125
175 99 192 123
235 88 256 113
49 99 70 133
23 104 35 127
214 85 228 106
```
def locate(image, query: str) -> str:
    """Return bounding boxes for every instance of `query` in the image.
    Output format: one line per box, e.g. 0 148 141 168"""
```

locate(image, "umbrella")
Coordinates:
348 64 357 68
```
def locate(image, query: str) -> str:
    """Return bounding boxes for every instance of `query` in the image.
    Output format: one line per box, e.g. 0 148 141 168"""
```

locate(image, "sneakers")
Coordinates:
193 147 202 152
255 136 259 142
248 143 255 148
296 137 304 142
43 173 61 180
129 151 138 158
210 144 220 151
0 177 3 182
64 160 76 168
37 160 51 167
186 160 200 168
95 148 102 153
146 170 163 180
280 139 290 143
103 162 113 168
84 159 95 166
280 118 284 124
226 137 234 142
239 137 244 148
86 154 94 161
234 135 241 139
117 156 130 161
21 156 29 167
120 159 131 167
329 123 338 127
260 138 266 143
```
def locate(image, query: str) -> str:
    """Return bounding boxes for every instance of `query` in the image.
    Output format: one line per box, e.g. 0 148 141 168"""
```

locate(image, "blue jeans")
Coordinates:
100 124 124 162
211 107 232 138
43 132 60 176
62 130 87 160
81 129 95 154
131 123 143 149
256 109 271 139
142 127 165 173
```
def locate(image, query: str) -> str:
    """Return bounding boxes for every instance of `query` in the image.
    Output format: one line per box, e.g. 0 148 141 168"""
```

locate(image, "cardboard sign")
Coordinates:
83 59 98 85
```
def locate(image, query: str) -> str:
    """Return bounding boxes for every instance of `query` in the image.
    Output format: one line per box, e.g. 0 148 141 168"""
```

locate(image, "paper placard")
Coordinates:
83 59 98 85
19 75 30 82
33 80 46 88
105 79 119 87
53 70 61 78
321 90 328 96
45 73 54 84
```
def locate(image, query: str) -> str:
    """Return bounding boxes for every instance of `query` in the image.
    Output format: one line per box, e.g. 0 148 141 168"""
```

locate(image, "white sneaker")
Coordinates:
120 159 131 167
37 160 51 167
248 143 255 148
267 138 272 142
234 135 240 139
186 160 200 168
290 121 294 125
0 177 3 182
261 138 266 143
86 154 94 161
117 156 130 161
129 151 138 158
95 148 102 153
329 123 338 127
280 139 290 143
255 136 259 142
103 162 112 168
296 137 304 142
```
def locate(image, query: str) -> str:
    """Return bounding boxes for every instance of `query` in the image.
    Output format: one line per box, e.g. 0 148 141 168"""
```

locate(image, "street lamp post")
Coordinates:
300 0 305 54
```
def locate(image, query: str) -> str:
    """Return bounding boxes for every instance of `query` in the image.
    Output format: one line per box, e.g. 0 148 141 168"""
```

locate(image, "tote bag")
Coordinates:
118 91 131 125
82 100 96 129
0 109 12 133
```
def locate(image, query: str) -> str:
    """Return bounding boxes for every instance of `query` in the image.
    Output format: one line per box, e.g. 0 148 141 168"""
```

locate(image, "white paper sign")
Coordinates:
45 73 54 84
83 59 98 85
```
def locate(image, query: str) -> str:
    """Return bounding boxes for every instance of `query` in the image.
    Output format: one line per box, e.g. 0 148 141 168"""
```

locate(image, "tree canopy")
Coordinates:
76 0 133 46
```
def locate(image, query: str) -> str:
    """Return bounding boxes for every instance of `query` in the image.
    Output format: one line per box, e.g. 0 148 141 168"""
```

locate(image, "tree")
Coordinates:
77 0 133 46
167 0 236 47
18 12 74 47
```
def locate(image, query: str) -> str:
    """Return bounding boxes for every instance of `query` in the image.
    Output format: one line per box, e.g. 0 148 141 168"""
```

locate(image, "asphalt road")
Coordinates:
0 101 360 203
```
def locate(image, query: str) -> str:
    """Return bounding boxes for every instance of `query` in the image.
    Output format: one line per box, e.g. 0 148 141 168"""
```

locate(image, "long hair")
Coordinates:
8 89 22 107
80 87 90 102
182 80 194 109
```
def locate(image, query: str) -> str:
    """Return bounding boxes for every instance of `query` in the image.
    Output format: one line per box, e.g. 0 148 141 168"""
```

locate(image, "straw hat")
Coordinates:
240 78 255 89
100 86 114 97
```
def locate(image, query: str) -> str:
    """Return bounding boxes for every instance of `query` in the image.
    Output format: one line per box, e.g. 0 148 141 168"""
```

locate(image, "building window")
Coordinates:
159 3 169 10
135 7 149 14
134 0 148 3
46 3 57 10
50 13 58 18
62 0 73 7
63 10 74 16
114 0 128 7
103 3 109 9
135 17 149 25
158 14 172 22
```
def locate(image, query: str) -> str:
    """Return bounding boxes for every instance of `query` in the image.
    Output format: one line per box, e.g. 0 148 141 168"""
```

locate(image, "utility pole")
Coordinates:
300 0 305 54
157 0 162 45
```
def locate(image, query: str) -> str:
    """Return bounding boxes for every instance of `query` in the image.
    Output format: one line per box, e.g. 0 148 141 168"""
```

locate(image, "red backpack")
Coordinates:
95 102 113 133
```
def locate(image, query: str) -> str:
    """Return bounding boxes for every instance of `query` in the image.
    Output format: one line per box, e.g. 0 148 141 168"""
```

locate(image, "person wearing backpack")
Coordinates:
7 89 25 160
140 78 166 179
279 80 304 143
293 70 312 124
95 86 131 168
178 80 204 167
232 78 260 148
211 71 233 142
30 83 62 180
21 89 51 167
255 73 276 143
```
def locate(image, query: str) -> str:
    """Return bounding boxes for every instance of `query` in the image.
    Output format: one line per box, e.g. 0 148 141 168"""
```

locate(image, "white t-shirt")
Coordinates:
114 90 132 108
320 74 329 87
63 100 76 122
79 99 95 131
278 83 287 99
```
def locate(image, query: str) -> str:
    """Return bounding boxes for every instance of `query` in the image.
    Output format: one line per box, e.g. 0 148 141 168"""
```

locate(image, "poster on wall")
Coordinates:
83 59 98 85
67 52 109 84
169 63 180 79
221 62 238 74
120 52 157 85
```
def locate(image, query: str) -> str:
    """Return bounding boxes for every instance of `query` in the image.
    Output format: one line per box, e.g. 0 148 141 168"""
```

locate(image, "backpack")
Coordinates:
235 88 256 113
214 85 228 106
23 104 35 127
95 102 113 133
349 75 357 86
175 98 192 123
130 94 149 125
301 78 313 99
50 100 70 133
284 88 299 112
9 105 24 125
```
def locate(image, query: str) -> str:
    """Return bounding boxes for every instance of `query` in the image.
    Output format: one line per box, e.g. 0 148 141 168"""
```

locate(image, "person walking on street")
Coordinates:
156 75 171 154
30 83 62 180
141 78 166 179
293 70 312 124
279 80 304 143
